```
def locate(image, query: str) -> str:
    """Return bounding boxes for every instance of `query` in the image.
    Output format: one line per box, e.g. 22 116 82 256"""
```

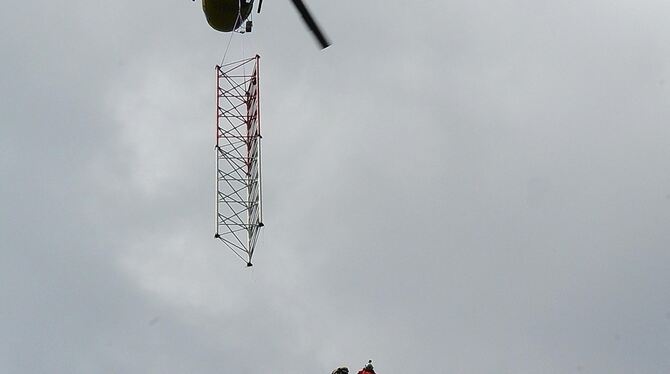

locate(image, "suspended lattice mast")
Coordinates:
215 55 263 266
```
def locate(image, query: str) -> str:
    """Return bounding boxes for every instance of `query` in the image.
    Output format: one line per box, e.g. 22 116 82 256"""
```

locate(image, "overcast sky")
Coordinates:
2 0 670 373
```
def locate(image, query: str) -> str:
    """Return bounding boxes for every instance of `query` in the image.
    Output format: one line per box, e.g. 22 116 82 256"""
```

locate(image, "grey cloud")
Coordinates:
2 0 670 373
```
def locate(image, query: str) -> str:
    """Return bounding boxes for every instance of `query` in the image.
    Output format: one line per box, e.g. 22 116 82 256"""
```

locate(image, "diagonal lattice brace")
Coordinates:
215 56 264 266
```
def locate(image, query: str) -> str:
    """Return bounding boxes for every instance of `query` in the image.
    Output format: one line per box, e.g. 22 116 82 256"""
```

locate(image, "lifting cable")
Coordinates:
220 30 236 66
219 0 245 66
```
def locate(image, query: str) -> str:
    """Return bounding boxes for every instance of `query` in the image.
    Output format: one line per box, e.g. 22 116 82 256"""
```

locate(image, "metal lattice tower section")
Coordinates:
215 56 263 266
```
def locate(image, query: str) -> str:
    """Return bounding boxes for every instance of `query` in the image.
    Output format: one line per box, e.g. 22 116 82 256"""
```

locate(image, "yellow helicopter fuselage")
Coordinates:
202 0 253 32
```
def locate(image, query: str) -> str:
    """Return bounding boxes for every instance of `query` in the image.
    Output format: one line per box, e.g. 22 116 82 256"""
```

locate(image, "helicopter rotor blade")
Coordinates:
289 0 331 49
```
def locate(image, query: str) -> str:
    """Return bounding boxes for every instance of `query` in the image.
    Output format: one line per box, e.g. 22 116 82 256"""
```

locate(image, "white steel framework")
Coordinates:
215 56 263 266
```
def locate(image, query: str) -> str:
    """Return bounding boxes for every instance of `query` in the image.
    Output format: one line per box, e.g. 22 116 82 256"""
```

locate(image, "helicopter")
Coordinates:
196 0 331 49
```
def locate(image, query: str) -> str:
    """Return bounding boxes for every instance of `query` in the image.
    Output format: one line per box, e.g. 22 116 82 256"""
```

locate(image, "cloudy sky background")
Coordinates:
2 0 670 372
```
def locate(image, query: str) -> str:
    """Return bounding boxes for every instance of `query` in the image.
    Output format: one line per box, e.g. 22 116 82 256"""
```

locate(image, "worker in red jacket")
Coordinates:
358 360 376 374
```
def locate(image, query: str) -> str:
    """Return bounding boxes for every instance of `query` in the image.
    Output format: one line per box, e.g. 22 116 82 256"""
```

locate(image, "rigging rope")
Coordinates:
220 29 236 66
219 0 245 66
